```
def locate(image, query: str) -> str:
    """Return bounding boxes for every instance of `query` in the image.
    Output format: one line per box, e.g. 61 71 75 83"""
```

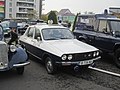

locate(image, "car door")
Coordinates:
94 20 114 52
30 27 43 60
22 27 35 53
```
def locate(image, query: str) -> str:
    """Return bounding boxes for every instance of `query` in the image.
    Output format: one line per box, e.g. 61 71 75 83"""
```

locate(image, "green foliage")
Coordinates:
27 10 39 20
72 13 79 31
48 11 58 24
41 14 48 22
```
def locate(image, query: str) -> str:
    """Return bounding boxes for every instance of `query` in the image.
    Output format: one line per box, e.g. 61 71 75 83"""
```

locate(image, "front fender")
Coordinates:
8 47 28 68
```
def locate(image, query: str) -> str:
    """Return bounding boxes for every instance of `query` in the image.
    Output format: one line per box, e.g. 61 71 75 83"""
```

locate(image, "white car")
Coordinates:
19 24 101 74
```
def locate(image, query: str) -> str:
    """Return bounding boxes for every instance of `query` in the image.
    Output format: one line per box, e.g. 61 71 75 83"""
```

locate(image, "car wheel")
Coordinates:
16 67 24 75
114 49 120 68
45 57 57 74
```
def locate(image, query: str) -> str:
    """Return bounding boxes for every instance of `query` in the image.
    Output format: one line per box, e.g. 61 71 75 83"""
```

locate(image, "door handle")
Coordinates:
31 40 35 42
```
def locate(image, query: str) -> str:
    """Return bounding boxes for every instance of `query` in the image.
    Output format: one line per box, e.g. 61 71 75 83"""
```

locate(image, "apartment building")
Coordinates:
4 0 43 19
0 0 5 19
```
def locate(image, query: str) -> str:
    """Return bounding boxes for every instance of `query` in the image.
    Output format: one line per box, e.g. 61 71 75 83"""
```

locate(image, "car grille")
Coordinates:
74 52 95 61
0 41 8 67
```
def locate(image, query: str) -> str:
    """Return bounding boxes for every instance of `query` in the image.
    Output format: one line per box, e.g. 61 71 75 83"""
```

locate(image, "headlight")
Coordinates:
61 55 67 60
68 55 73 60
10 45 17 52
93 52 96 57
96 51 99 56
0 62 3 66
93 51 99 57
0 62 8 68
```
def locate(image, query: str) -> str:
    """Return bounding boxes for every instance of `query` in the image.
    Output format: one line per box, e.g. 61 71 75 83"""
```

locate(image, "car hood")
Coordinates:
43 39 98 57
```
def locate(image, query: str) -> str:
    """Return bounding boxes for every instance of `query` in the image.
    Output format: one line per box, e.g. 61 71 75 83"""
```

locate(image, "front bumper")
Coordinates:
56 56 101 66
13 61 30 67
0 61 30 71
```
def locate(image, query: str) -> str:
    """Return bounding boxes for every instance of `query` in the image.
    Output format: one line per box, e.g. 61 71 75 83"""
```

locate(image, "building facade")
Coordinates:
0 0 5 19
57 9 75 23
4 0 43 20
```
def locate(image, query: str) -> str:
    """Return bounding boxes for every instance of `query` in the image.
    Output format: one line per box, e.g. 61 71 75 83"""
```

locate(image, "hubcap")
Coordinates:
47 60 53 73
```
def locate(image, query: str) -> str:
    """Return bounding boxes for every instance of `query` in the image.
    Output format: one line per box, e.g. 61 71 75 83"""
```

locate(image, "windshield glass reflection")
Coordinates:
42 28 74 40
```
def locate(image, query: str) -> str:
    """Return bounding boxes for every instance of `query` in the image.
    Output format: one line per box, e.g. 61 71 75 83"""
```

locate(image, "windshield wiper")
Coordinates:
60 37 72 39
45 38 59 40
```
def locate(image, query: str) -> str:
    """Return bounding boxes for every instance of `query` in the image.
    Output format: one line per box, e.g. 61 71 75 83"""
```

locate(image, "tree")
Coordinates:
27 9 39 20
41 14 48 22
48 11 58 24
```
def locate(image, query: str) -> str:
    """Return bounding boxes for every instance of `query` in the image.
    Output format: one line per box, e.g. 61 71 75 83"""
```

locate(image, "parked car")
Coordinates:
0 21 11 36
73 13 120 68
19 24 101 74
0 20 19 37
0 25 30 75
17 22 29 35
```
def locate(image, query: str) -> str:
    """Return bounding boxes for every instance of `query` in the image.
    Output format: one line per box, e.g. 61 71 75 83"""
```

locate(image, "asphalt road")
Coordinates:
0 55 120 90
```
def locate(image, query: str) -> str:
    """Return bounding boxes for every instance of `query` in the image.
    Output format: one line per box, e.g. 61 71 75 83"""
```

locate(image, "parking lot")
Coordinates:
0 55 120 90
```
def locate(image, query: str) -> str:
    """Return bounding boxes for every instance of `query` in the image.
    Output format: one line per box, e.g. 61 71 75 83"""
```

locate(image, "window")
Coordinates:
9 2 12 7
98 20 110 33
26 27 34 38
34 28 41 39
42 28 74 40
9 14 12 18
9 8 12 12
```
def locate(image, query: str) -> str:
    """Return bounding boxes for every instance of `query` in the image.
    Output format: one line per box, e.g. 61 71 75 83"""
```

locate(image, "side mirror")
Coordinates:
37 37 41 42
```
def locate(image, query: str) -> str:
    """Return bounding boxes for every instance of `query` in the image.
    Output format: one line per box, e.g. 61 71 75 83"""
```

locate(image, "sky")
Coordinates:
43 0 120 14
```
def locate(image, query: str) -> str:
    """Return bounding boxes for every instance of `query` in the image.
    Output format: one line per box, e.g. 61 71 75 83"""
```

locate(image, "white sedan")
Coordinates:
19 24 101 74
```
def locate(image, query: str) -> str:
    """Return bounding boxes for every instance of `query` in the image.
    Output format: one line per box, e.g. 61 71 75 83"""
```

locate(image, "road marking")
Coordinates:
88 66 120 77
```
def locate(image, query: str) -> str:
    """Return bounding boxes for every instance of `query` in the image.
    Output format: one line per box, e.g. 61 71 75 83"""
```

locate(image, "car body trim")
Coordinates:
56 56 101 65
27 50 42 60
13 61 30 67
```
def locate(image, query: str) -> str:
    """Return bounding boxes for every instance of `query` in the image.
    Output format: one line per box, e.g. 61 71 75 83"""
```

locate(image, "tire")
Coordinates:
114 49 120 68
16 67 24 75
45 57 57 74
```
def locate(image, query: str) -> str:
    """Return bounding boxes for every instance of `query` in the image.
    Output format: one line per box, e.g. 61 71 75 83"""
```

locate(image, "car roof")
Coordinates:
97 17 120 21
29 24 68 30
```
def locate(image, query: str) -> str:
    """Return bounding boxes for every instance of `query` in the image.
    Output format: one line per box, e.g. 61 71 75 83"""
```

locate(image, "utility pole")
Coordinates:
39 0 42 19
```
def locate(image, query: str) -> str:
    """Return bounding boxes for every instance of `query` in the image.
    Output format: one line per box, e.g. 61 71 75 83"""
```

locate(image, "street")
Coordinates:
0 55 120 90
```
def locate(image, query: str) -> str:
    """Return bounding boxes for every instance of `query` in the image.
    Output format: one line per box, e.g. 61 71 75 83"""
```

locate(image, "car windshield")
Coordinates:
110 20 120 32
42 28 74 40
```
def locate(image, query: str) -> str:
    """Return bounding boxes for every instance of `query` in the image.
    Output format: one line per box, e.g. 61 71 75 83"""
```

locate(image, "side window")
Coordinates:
98 20 110 33
26 27 34 38
75 16 94 31
34 28 41 40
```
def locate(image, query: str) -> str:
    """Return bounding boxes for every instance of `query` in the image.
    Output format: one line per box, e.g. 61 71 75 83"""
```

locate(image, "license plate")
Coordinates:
79 60 93 65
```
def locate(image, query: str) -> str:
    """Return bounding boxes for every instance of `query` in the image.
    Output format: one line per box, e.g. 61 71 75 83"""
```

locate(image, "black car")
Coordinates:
73 13 120 68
